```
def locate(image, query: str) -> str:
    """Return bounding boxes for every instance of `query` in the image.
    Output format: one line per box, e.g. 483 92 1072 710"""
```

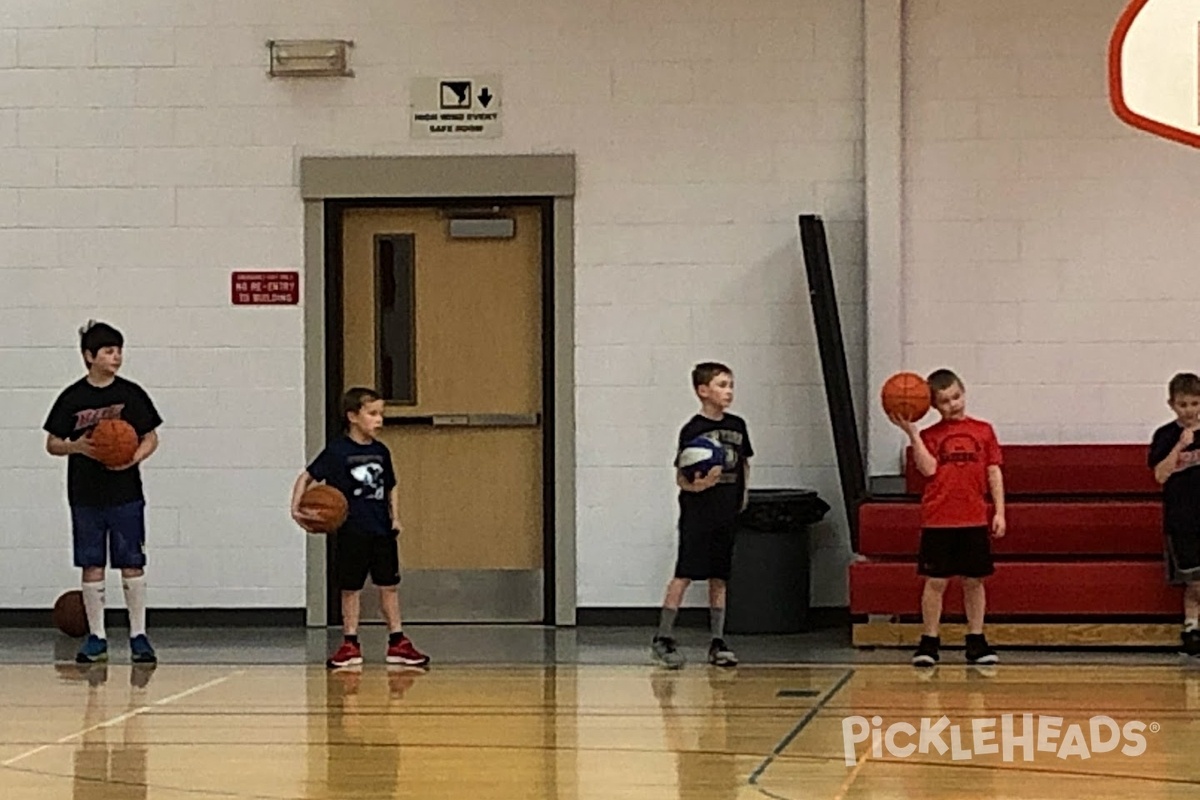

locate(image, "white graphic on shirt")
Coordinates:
704 429 744 484
349 462 385 500
1175 448 1200 474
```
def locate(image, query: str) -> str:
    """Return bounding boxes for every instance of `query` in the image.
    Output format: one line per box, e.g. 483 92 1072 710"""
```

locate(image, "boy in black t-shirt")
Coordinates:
291 387 429 670
652 362 754 669
44 321 163 665
1148 371 1200 658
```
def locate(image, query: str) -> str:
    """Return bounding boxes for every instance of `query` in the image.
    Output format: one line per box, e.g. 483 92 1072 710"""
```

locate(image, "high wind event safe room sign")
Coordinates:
411 75 502 139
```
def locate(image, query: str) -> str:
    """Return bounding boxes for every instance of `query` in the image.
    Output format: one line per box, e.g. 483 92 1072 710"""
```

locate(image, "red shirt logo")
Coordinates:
939 433 982 465
73 404 125 432
920 418 1002 528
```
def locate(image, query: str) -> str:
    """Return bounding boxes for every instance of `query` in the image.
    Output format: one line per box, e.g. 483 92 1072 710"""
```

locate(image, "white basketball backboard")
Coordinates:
1109 0 1200 148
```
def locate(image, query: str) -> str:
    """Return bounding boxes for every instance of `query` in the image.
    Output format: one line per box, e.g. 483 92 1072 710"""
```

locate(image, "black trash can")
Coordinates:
726 488 831 635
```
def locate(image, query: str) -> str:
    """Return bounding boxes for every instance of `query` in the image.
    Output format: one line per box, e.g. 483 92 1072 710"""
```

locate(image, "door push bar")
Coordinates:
384 413 541 428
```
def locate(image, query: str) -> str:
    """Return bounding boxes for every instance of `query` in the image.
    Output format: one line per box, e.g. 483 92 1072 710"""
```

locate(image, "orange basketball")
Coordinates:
52 590 88 637
881 372 931 422
89 419 139 468
298 484 349 534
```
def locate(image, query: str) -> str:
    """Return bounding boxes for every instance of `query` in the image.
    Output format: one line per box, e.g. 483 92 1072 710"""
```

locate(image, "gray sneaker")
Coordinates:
708 638 738 667
652 636 685 669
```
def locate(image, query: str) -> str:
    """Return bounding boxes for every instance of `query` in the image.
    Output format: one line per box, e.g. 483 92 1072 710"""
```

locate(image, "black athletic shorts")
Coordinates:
918 526 994 579
674 520 736 582
335 530 401 591
1165 522 1200 585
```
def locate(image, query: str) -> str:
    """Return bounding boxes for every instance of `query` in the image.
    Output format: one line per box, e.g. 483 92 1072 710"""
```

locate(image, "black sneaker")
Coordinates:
651 636 685 669
708 638 738 667
912 635 940 667
1181 628 1200 658
965 633 999 665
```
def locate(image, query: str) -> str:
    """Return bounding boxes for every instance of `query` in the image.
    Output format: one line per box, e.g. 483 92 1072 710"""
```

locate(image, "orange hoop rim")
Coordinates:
1108 0 1200 148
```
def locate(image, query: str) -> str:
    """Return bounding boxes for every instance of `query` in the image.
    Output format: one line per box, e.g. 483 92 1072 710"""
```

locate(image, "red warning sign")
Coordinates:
231 271 300 305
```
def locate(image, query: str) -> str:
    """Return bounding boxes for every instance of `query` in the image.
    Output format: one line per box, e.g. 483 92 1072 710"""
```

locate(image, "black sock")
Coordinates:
389 631 404 646
344 634 359 645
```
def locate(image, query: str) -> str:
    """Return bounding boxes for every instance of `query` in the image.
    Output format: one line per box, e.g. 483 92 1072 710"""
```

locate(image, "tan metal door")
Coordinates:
339 205 544 623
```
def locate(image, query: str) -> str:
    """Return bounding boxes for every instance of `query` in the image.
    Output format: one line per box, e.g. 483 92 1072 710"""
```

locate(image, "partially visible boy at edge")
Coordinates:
1148 371 1200 658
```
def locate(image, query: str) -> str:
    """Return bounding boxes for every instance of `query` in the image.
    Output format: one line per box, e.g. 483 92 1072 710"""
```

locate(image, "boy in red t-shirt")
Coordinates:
890 369 1006 667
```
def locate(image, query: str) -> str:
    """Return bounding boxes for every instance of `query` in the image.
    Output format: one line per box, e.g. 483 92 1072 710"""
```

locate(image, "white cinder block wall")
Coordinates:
0 0 865 612
899 0 1200 455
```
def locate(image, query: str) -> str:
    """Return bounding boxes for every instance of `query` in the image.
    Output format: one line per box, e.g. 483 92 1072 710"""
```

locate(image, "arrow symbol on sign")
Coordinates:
479 87 493 108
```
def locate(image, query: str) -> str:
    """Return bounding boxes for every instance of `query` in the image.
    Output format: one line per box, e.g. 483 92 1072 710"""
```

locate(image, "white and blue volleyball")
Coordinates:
677 436 725 481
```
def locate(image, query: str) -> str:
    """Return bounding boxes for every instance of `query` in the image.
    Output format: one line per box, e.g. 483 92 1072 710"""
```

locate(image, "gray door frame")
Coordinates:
298 155 577 627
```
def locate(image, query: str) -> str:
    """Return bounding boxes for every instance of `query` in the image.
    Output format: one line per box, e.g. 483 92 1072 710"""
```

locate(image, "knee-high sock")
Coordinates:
710 607 726 641
82 581 106 640
122 576 147 638
657 607 678 638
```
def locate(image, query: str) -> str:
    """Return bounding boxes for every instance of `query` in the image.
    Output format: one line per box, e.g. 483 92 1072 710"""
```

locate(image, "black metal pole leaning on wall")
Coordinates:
799 214 866 552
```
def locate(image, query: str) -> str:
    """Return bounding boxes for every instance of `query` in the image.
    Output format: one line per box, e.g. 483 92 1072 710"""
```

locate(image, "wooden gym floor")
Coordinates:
2 651 1199 799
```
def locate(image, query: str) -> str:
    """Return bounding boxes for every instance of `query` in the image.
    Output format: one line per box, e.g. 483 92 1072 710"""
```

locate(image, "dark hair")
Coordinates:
692 362 733 389
342 387 382 419
1168 372 1200 400
926 368 963 400
79 320 123 364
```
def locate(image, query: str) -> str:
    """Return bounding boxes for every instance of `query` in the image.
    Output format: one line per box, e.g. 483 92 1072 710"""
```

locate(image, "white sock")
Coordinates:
122 575 147 638
82 581 106 640
1185 618 1198 632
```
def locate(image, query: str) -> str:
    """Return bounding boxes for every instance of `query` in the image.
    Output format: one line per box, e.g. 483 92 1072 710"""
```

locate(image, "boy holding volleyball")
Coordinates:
291 387 429 670
1147 372 1200 657
889 369 1005 667
44 321 163 665
652 363 754 669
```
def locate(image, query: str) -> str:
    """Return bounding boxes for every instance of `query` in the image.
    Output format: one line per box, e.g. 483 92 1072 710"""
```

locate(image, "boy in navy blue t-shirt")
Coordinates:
1148 371 1200 658
291 387 429 669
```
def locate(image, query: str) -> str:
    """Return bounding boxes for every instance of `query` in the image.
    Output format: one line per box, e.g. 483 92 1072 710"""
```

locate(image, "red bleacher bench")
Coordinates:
904 444 1159 496
859 500 1162 557
852 444 1174 631
850 560 1181 616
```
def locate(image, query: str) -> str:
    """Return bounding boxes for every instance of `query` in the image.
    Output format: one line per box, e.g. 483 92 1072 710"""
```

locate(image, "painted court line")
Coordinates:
832 747 871 800
748 668 855 787
1 670 242 768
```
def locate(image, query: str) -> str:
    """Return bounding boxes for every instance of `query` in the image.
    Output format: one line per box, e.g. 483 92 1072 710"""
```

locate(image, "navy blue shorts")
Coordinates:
71 500 147 569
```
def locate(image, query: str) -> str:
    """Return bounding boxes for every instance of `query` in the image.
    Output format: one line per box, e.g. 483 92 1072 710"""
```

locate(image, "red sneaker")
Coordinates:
326 640 363 669
386 635 430 667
